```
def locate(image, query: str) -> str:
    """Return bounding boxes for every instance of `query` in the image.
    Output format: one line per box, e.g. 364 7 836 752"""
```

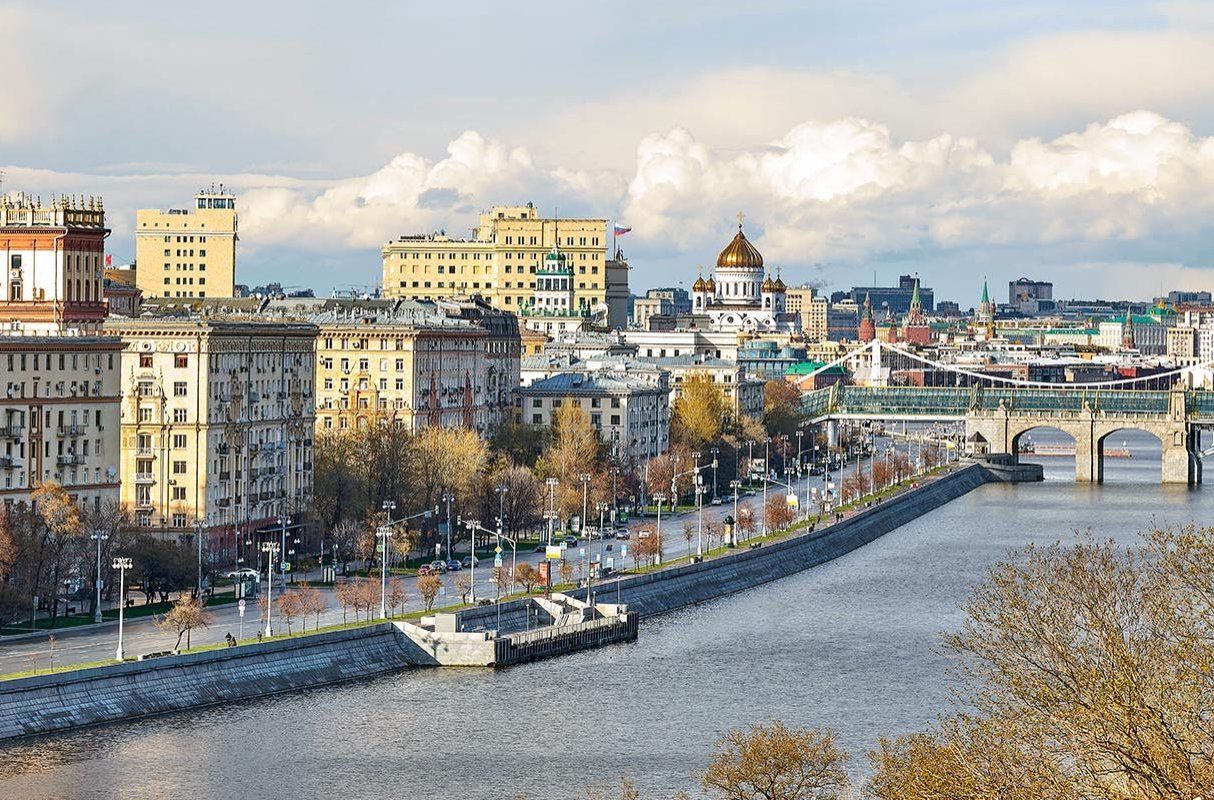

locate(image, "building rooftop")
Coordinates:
523 371 662 395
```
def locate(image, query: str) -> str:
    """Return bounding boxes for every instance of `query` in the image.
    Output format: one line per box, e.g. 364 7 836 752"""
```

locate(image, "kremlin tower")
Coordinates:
857 292 876 342
902 278 931 345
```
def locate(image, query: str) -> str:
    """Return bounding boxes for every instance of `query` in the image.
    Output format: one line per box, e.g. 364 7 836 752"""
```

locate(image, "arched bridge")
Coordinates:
799 342 1214 485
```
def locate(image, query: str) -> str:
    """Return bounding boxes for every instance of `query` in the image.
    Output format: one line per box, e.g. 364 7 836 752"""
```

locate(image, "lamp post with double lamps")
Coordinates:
112 556 132 660
651 492 666 565
260 542 279 636
378 504 433 618
90 529 108 623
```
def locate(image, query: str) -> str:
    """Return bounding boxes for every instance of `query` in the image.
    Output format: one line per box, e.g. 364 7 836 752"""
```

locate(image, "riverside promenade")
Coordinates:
0 462 998 740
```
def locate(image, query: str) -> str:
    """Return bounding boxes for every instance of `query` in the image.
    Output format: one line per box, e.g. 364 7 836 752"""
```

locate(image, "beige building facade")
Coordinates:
314 309 492 434
381 205 626 320
106 319 316 558
0 336 122 511
135 189 238 300
785 285 829 341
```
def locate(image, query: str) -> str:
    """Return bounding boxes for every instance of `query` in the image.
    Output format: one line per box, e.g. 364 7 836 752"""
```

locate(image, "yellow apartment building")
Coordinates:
105 318 316 560
135 188 238 300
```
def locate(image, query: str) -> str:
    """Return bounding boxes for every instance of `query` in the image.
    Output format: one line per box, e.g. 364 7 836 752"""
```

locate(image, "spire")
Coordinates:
862 292 873 320
910 277 922 311
980 279 989 305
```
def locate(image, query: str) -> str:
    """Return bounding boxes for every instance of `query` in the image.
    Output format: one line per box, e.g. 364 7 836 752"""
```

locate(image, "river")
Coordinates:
1 429 1207 799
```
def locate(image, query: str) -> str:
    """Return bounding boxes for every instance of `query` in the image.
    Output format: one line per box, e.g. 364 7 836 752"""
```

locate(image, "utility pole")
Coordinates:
112 557 131 661
380 501 395 619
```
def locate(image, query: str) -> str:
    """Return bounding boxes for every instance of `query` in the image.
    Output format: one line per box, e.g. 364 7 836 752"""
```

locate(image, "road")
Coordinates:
0 435 950 674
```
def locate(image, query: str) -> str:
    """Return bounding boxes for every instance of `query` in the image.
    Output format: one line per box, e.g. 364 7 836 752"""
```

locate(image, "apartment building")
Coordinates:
518 371 669 462
312 303 494 433
0 336 122 511
135 188 238 300
0 194 109 334
106 318 316 556
381 204 628 321
784 285 829 341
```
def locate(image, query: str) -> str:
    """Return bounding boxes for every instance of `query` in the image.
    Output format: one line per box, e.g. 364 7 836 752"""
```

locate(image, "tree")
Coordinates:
334 580 355 623
33 482 84 627
387 576 408 616
630 530 660 569
672 372 726 448
764 497 795 533
328 519 361 574
515 562 539 593
455 573 472 604
683 520 696 557
702 721 850 800
313 430 369 531
870 529 1214 798
129 535 194 604
736 505 756 540
646 445 695 504
156 595 213 651
417 572 442 612
353 578 379 620
538 400 603 519
277 590 302 635
492 565 511 597
559 560 574 586
482 459 543 536
408 425 488 516
299 584 328 631
763 379 803 439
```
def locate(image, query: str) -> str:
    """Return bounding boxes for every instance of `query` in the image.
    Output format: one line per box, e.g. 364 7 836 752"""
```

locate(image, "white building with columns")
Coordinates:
690 222 801 335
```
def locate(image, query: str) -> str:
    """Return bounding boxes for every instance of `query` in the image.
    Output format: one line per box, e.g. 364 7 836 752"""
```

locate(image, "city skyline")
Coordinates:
4 2 1214 300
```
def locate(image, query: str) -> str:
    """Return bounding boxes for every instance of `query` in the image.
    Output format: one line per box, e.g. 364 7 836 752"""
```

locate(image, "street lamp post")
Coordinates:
442 492 455 561
276 514 291 594
710 447 719 501
762 437 771 535
90 529 109 623
194 516 204 598
112 556 131 661
261 542 279 636
545 477 558 546
652 492 666 565
729 479 740 544
380 501 396 619
695 474 705 558
579 474 590 588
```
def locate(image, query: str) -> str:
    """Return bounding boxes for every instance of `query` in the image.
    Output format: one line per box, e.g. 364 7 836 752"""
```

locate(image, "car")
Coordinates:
224 568 260 583
562 535 578 547
416 564 433 576
461 555 480 568
744 489 757 496
445 559 462 571
428 560 448 573
614 530 631 541
710 497 723 506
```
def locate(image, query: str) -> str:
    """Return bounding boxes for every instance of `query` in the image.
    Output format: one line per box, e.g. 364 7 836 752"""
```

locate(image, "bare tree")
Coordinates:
156 595 214 651
417 573 442 612
387 576 408 616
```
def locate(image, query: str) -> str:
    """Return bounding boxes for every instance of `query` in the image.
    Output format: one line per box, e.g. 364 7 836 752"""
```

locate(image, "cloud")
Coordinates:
620 111 1214 276
6 112 1214 299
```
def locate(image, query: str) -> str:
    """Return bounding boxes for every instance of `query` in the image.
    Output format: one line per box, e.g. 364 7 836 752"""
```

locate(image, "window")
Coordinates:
532 413 542 424
173 382 187 397
172 486 186 501
172 434 187 449
139 354 153 368
172 460 187 475
174 354 188 368
173 408 187 423
172 513 187 528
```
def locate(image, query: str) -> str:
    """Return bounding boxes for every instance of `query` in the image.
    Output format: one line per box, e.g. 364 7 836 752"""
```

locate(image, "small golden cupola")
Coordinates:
704 277 716 293
761 275 777 293
692 274 708 292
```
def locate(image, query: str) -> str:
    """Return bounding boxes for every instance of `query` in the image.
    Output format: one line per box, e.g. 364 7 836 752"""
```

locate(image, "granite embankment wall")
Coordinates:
0 624 408 741
0 464 991 740
456 463 991 631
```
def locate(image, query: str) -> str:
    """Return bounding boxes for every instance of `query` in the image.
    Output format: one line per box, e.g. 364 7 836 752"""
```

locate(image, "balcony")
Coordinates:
57 454 85 467
57 424 85 437
134 500 154 510
219 471 231 481
135 446 157 457
216 498 231 508
134 473 155 484
0 424 23 439
0 455 18 469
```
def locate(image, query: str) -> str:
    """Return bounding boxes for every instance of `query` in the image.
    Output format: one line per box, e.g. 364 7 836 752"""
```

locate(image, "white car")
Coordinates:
224 567 260 583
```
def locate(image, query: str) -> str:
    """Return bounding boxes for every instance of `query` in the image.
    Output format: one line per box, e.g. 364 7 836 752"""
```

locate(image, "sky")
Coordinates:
6 0 1214 303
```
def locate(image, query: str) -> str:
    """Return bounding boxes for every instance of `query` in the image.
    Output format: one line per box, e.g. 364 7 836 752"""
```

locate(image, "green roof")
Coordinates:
786 361 846 376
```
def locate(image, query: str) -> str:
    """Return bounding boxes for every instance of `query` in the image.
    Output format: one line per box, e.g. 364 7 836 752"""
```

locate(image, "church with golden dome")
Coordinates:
690 220 801 334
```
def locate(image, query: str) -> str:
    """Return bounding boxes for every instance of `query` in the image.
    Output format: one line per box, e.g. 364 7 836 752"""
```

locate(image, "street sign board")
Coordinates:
282 562 292 572
621 545 628 557
238 599 246 617
494 545 503 555
493 554 503 568
545 545 562 560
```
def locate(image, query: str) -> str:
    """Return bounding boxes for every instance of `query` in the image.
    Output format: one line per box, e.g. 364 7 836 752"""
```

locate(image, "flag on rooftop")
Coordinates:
613 223 632 236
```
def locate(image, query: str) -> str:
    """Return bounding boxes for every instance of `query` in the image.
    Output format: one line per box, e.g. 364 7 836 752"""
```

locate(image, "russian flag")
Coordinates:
613 223 632 236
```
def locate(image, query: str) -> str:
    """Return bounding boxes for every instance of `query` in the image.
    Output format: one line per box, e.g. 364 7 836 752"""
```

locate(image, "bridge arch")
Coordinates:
1010 424 1080 480
1095 426 1163 484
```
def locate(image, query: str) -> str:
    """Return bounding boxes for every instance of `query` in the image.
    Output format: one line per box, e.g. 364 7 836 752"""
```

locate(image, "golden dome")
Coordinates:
716 227 764 271
761 276 776 292
704 277 716 292
773 276 786 292
692 275 708 292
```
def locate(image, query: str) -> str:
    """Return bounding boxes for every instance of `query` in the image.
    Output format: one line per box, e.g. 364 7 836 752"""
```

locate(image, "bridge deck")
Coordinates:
804 385 1214 421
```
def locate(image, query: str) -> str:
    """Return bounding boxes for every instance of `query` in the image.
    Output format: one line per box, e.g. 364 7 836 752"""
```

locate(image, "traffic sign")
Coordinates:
282 562 291 573
494 554 503 567
621 545 628 557
545 545 562 560
237 599 246 617
494 545 503 555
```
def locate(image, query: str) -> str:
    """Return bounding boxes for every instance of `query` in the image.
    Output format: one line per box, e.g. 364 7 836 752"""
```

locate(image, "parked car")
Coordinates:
416 564 433 576
428 560 448 573
562 535 578 547
461 555 479 568
614 530 631 541
710 497 723 506
224 568 260 583
445 559 462 571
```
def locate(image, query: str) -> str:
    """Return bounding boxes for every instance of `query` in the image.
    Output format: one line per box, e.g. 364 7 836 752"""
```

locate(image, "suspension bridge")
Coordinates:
799 340 1214 484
